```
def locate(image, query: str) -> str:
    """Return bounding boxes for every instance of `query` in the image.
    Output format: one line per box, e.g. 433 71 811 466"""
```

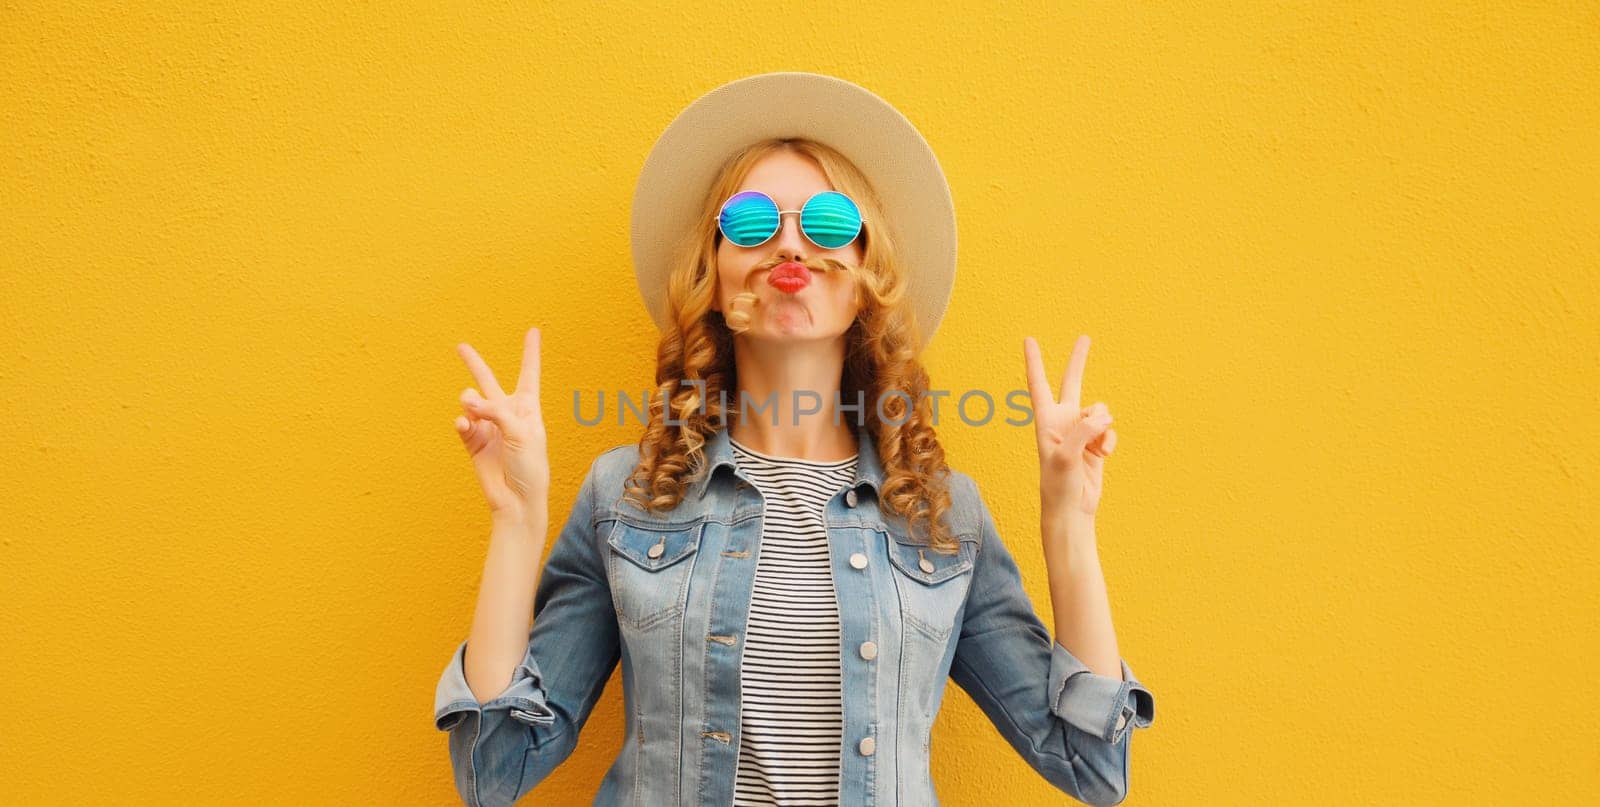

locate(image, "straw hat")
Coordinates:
629 71 956 348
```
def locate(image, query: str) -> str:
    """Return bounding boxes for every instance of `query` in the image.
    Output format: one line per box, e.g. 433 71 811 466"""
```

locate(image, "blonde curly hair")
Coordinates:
621 137 958 553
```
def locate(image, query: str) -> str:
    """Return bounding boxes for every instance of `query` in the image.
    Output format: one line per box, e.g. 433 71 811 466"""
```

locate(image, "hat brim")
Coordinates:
629 72 956 349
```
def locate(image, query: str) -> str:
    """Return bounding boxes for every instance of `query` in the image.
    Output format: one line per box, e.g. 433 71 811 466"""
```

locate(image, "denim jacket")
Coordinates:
433 425 1156 807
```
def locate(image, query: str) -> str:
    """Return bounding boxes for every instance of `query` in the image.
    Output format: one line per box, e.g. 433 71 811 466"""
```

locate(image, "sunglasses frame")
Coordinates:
713 189 866 251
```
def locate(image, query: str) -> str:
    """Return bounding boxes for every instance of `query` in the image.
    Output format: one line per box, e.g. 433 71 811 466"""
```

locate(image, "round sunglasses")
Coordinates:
714 189 865 250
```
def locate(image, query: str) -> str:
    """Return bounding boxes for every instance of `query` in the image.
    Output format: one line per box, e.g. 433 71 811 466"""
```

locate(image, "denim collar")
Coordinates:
694 423 885 501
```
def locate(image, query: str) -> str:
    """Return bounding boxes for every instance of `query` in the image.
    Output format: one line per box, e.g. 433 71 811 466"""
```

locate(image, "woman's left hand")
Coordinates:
1023 334 1116 520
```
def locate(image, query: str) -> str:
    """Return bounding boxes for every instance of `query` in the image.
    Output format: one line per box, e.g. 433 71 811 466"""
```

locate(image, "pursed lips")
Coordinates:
766 261 811 294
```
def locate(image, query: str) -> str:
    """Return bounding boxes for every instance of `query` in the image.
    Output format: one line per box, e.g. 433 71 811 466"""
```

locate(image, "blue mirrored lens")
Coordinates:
800 191 863 249
718 191 780 247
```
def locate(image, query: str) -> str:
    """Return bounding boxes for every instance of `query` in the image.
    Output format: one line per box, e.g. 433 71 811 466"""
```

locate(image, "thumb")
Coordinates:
462 393 511 432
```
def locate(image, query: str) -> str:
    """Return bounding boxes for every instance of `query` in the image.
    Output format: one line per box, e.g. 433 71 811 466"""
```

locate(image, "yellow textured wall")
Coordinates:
3 2 1596 804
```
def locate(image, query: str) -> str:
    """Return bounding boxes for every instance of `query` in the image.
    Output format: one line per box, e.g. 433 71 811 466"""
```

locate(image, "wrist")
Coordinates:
491 507 548 539
1040 494 1093 528
1043 513 1095 552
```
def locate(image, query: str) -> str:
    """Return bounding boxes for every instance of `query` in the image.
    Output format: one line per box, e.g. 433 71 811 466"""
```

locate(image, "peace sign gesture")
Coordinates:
1023 334 1116 520
453 326 551 527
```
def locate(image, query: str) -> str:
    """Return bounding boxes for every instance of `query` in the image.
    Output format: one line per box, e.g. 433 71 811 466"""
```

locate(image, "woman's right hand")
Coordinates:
453 326 550 526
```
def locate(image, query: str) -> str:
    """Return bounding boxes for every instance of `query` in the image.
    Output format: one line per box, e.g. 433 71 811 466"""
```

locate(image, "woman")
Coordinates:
433 73 1155 807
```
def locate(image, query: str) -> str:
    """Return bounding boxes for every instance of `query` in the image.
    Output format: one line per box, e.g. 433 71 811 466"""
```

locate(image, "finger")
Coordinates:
1085 444 1105 471
1023 337 1054 409
454 414 485 448
1087 424 1115 456
515 326 541 398
1077 411 1113 448
460 387 490 412
1077 407 1112 429
458 411 498 440
463 393 525 443
457 342 508 399
1059 334 1089 413
459 388 506 429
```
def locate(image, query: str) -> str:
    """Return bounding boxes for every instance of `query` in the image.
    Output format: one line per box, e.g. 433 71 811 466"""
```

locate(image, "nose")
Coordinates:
770 210 808 261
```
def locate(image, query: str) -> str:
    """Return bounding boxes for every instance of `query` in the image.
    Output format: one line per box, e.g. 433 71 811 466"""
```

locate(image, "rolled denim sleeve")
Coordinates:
434 638 557 732
947 473 1156 807
431 450 623 807
1049 639 1155 745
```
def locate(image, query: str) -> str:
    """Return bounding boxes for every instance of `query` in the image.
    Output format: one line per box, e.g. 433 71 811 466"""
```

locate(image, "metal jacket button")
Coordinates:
917 549 935 574
849 552 868 569
858 736 876 756
844 488 858 508
859 641 878 660
647 536 666 559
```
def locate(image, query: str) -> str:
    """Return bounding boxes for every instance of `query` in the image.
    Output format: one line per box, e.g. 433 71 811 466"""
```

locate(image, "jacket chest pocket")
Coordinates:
603 519 703 631
884 533 977 641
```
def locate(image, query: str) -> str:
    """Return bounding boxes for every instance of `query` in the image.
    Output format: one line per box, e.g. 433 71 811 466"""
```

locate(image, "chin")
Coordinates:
756 323 852 342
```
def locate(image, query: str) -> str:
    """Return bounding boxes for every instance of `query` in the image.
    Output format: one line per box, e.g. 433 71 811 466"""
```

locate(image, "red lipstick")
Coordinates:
767 261 811 294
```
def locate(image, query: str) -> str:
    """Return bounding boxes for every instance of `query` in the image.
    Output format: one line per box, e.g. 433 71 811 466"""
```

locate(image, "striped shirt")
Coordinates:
729 435 858 807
